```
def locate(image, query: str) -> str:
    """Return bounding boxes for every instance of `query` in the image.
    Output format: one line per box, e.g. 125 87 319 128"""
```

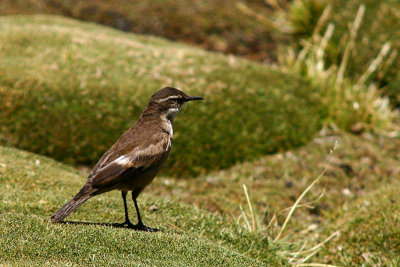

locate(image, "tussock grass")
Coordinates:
278 4 397 132
238 0 398 130
0 15 324 176
284 0 400 107
327 0 400 107
0 145 286 266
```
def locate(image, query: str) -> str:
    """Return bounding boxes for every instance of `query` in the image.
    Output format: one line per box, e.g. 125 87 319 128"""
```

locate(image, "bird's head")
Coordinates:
147 87 203 121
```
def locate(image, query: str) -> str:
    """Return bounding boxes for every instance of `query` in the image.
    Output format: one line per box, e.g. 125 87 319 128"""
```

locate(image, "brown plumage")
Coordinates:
51 87 203 231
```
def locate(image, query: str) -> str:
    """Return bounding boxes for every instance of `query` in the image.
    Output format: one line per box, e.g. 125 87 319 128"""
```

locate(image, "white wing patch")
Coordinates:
114 155 131 165
102 136 171 170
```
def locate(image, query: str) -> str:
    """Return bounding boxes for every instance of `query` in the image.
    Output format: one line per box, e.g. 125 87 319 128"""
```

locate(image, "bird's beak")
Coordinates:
185 96 204 102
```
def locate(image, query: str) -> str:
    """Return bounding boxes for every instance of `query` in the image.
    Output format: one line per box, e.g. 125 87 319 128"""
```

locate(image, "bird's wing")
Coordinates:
88 123 143 177
89 150 113 178
88 134 171 188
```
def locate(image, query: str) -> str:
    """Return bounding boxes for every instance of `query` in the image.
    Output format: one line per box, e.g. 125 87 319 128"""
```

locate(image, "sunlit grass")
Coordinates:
0 146 285 266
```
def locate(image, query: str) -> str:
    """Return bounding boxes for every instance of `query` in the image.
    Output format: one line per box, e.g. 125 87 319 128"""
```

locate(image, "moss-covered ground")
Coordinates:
0 15 324 177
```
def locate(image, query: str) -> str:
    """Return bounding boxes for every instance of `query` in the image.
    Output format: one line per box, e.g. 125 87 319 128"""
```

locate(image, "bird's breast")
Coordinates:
160 119 173 138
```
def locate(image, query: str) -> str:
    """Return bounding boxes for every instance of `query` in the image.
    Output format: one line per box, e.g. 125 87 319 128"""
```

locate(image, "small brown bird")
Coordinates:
51 87 203 231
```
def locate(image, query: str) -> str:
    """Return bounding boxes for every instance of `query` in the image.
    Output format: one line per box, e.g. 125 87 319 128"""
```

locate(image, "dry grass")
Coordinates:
149 130 400 265
235 143 340 266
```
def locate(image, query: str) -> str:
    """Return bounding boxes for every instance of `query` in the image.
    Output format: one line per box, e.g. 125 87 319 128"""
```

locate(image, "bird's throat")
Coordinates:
166 107 179 122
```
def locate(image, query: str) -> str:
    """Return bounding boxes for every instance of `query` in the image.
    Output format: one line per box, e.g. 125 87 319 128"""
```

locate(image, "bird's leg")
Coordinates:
129 190 159 232
118 191 135 227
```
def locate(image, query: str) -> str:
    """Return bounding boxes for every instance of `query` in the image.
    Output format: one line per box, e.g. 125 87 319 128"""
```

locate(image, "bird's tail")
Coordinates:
51 184 95 223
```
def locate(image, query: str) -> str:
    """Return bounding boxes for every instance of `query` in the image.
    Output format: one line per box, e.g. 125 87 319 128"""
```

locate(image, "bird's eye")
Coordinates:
170 98 184 104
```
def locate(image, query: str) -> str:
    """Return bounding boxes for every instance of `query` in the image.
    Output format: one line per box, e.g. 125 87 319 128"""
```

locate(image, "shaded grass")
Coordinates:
0 145 285 266
0 15 325 177
0 0 279 62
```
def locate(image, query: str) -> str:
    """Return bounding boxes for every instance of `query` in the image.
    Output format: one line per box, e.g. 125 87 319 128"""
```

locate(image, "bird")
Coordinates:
51 87 203 231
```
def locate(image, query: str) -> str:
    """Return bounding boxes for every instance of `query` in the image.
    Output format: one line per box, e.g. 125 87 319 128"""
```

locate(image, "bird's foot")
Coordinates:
129 222 159 232
115 220 135 228
115 221 158 232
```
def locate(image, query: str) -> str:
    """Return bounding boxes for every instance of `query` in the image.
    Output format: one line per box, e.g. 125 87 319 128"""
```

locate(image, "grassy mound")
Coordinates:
0 145 286 265
0 15 324 176
0 0 278 62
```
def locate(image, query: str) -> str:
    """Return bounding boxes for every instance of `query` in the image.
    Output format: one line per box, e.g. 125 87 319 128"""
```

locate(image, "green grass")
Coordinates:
0 214 267 266
0 0 279 62
0 145 286 266
0 15 325 177
0 3 399 266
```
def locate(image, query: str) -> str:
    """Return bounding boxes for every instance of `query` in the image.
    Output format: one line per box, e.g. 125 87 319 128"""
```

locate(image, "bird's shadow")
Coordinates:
60 220 133 229
59 220 166 233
